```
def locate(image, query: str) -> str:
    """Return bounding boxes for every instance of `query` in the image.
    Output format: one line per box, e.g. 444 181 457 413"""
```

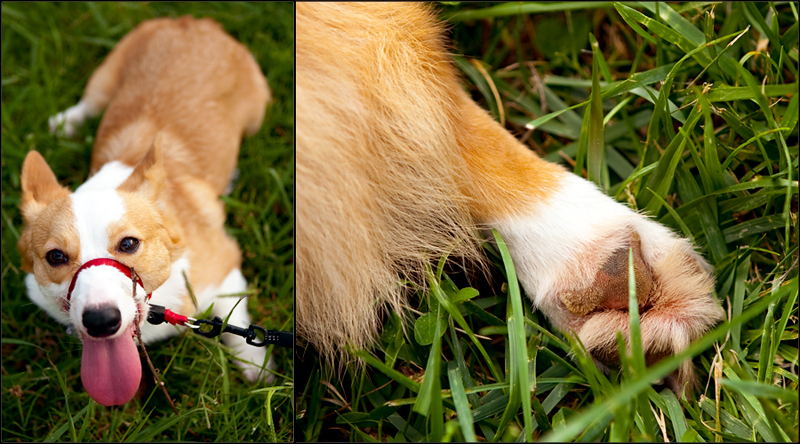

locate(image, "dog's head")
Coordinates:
17 140 184 406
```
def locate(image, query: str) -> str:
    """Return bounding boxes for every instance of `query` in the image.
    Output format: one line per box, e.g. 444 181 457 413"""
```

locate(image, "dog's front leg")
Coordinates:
456 95 724 394
206 268 275 384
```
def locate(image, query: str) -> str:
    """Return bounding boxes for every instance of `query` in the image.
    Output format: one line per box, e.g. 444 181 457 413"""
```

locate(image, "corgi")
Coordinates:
296 3 724 393
18 16 272 407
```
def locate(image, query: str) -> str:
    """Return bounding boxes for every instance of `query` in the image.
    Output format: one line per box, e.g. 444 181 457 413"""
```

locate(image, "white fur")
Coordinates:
26 276 71 326
197 268 275 383
136 255 190 344
75 161 134 193
69 265 144 340
49 100 97 138
489 173 686 331
70 189 126 264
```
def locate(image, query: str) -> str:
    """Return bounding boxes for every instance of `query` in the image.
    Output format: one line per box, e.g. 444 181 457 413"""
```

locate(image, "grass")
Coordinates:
1 2 293 441
296 2 798 442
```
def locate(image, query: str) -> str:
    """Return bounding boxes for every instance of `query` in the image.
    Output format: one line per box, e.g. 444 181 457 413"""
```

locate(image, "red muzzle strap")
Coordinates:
66 258 153 303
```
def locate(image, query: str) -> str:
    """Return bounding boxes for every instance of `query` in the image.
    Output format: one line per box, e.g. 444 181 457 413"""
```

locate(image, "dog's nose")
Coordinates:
83 306 122 338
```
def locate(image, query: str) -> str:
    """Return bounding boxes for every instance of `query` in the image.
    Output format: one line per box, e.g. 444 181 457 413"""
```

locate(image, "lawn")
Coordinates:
1 2 293 441
296 2 798 442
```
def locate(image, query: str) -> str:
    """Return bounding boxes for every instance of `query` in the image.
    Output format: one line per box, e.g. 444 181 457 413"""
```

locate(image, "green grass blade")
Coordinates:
492 229 533 442
641 106 701 214
587 34 607 188
430 274 504 385
641 2 706 46
448 362 477 442
412 297 443 418
617 3 707 61
43 405 88 443
721 365 783 442
696 92 727 189
730 253 751 353
353 349 422 393
743 3 780 47
627 249 645 377
658 388 688 440
675 165 730 263
705 83 798 102
720 379 800 404
444 2 615 22
646 187 694 241
697 396 752 439
574 98 592 177
540 278 795 442
615 3 657 45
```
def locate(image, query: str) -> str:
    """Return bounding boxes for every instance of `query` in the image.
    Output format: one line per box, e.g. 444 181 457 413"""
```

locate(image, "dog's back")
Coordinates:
84 16 270 194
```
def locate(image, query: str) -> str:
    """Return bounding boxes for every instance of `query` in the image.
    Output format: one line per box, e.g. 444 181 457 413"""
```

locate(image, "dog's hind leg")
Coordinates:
454 95 724 395
49 18 171 137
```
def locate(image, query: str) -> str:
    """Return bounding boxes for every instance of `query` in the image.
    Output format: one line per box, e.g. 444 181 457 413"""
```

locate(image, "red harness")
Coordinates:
66 258 153 304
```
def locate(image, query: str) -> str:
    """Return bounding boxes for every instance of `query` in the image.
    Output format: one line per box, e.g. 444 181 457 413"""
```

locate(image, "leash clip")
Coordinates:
146 305 293 348
146 304 199 329
191 316 294 348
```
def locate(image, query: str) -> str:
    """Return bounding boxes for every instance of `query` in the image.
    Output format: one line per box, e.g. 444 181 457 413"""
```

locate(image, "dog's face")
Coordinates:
17 143 184 405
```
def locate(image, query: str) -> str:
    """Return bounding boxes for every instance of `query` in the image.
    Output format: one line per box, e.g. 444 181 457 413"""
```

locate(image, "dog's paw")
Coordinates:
49 101 91 137
493 174 724 393
234 347 276 384
557 223 723 390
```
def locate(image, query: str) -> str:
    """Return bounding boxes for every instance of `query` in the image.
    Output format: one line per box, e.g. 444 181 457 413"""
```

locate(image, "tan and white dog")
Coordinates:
18 16 272 406
296 3 724 392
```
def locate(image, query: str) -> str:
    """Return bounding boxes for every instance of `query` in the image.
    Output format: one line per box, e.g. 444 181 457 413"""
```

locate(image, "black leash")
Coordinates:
146 304 293 348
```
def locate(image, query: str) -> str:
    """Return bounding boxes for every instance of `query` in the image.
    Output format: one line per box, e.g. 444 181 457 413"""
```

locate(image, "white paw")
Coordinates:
491 173 723 390
49 101 90 137
236 350 276 384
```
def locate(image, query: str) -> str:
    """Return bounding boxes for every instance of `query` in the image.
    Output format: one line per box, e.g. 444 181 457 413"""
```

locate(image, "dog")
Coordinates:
18 16 272 406
296 3 724 393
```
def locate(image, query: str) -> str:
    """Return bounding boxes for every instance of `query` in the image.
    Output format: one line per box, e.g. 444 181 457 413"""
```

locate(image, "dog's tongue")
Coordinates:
81 325 141 406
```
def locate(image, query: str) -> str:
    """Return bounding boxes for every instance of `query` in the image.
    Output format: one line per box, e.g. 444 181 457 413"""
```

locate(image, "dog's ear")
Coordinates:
20 151 71 226
118 133 167 199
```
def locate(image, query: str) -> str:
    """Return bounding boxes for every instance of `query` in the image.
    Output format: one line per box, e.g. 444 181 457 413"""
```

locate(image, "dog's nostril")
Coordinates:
82 306 122 338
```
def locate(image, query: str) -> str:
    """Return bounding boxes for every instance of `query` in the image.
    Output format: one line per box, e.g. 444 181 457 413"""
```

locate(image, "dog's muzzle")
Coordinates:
67 257 153 304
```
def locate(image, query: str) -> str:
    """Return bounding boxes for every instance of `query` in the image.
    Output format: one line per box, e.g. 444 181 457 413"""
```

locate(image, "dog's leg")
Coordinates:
207 268 275 384
49 19 167 137
456 95 724 393
49 101 96 138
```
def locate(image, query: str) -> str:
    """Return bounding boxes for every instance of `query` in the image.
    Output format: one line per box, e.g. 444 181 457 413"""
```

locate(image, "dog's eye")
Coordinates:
46 249 68 266
118 237 140 253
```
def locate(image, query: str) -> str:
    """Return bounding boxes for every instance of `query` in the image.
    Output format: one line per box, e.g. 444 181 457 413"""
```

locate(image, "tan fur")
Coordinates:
296 3 563 356
85 16 269 195
18 196 78 286
297 3 485 361
18 152 73 276
296 2 563 356
297 2 723 393
297 2 566 362
455 95 565 220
